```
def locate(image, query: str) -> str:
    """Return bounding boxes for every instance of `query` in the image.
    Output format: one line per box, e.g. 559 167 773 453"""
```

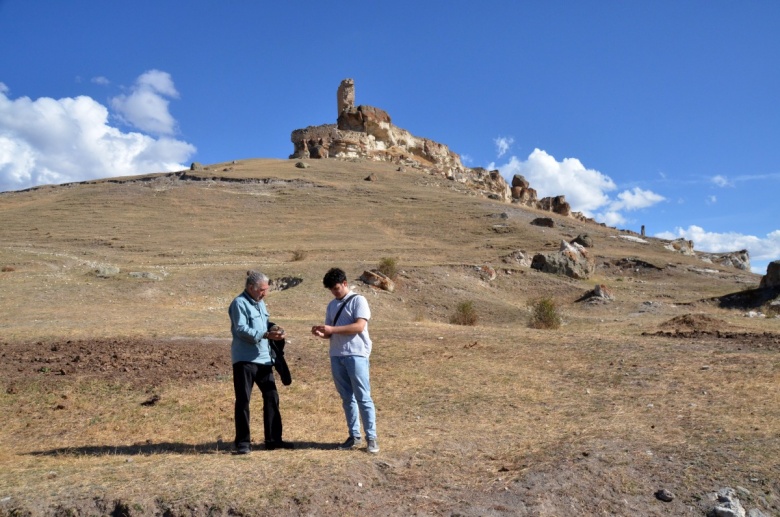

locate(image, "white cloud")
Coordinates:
0 72 195 192
712 174 732 187
656 225 780 274
609 187 666 211
707 195 717 204
491 148 665 226
110 70 179 135
494 136 514 158
460 153 473 165
91 76 110 86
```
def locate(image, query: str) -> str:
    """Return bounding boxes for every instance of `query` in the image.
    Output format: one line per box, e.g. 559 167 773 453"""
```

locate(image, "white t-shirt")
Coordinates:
326 293 372 357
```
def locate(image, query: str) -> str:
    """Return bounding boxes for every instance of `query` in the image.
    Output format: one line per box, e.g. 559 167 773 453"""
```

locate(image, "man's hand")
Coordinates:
311 325 331 338
266 326 285 340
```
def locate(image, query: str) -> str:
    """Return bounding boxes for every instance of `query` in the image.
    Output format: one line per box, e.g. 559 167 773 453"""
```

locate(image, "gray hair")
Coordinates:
245 270 269 288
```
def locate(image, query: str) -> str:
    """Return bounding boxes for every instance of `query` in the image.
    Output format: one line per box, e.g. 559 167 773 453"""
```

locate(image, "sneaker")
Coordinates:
235 447 251 455
366 438 380 454
338 436 362 450
265 440 295 450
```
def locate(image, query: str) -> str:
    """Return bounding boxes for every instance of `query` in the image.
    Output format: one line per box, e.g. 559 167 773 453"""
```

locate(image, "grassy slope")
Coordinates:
0 159 778 516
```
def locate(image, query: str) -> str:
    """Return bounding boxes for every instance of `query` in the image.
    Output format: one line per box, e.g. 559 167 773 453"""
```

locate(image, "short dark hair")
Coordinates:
323 268 347 288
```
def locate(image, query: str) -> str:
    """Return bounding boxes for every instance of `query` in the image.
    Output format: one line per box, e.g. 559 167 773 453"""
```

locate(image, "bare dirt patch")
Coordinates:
1 338 232 391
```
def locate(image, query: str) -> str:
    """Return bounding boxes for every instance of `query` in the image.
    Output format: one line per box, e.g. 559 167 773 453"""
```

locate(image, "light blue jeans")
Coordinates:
330 355 377 440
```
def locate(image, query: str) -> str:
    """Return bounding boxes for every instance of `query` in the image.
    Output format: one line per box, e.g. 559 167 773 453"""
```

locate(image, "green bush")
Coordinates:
377 257 399 279
450 300 478 326
528 297 561 329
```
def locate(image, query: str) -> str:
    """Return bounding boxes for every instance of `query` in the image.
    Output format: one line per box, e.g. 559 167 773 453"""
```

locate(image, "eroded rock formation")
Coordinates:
290 79 510 202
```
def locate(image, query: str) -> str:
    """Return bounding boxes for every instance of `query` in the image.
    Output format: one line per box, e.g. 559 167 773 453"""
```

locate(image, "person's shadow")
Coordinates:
28 440 337 456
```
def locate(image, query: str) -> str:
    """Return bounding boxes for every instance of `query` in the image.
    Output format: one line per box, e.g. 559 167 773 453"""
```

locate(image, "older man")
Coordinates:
228 270 293 453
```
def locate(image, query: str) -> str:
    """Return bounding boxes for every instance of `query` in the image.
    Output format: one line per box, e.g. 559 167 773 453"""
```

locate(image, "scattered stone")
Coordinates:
128 272 162 281
94 265 120 278
655 488 675 502
747 509 768 517
364 173 377 181
578 284 614 303
360 270 395 292
476 265 497 281
269 276 303 291
141 394 161 407
295 161 310 169
501 250 532 267
618 235 649 243
190 162 203 171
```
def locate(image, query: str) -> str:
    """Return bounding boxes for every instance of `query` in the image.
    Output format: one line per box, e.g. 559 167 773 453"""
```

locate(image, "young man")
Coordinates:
311 268 379 454
228 270 293 454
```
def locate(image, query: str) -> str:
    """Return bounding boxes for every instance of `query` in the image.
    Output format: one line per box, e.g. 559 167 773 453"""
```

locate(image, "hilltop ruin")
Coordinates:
289 79 589 219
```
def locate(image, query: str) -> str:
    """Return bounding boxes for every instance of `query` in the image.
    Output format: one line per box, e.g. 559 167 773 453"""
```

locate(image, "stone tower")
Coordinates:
337 78 355 116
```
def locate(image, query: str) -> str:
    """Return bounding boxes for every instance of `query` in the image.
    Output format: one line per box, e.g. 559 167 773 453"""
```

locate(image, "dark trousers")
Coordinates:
233 362 282 449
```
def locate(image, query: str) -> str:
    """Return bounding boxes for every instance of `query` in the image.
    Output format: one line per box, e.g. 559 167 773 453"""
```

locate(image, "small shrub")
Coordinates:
377 257 399 279
528 297 561 329
291 250 307 262
450 301 478 326
1 266 15 272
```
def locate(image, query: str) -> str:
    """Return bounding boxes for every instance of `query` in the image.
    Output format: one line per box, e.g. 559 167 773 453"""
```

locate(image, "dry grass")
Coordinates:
1 158 778 515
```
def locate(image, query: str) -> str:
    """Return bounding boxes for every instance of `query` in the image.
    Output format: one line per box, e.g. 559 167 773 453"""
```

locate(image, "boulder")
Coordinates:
364 173 377 182
511 174 529 189
759 260 780 289
190 162 203 171
571 234 593 248
531 241 595 279
360 270 395 292
295 161 310 169
538 195 572 216
531 217 555 228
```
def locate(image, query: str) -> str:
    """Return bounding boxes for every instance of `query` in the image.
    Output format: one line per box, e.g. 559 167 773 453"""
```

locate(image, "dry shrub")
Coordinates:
1 266 15 272
377 257 399 279
450 300 478 326
528 297 561 329
291 249 307 262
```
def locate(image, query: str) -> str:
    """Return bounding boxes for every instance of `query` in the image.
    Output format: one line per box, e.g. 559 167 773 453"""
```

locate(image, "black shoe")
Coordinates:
235 447 251 455
265 440 295 450
338 436 362 450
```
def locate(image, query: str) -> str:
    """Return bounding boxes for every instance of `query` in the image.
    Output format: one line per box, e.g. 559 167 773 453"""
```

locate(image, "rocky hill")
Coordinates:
0 151 778 514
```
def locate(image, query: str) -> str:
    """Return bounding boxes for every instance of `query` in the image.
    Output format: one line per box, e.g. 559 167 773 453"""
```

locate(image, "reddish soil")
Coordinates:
1 338 232 391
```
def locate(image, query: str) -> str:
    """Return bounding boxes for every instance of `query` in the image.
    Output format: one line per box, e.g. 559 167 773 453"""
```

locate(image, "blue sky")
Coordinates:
1 1 778 273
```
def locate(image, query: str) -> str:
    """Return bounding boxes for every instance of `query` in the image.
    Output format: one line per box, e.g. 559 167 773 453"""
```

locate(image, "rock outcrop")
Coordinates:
290 79 510 202
699 249 751 271
759 260 780 289
509 174 587 220
665 238 695 256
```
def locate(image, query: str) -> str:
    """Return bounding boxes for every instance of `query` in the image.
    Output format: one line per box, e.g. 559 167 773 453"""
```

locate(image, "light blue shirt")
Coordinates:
326 292 372 358
228 291 273 365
